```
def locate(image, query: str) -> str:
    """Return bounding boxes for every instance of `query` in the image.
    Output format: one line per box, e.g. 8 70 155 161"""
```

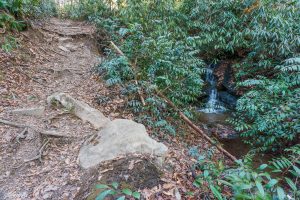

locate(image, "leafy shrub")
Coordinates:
0 0 25 31
0 0 57 52
24 0 57 18
1 35 18 52
230 57 300 151
193 145 300 200
95 182 140 200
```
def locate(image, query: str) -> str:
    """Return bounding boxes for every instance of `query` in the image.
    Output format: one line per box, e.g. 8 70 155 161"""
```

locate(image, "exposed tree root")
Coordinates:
13 139 50 169
16 127 28 144
24 139 49 163
0 118 73 138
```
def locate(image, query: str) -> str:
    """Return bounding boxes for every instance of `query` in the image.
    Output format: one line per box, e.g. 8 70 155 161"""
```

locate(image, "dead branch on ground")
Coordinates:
157 92 237 161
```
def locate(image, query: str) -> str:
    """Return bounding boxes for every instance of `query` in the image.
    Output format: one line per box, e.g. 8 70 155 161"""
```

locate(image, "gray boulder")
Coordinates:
219 91 238 109
47 93 109 129
79 119 168 169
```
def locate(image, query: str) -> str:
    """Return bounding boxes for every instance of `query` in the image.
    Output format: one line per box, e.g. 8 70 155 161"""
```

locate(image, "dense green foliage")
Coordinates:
0 0 25 31
231 57 300 151
181 0 300 151
95 182 140 200
0 0 57 52
192 145 300 199
62 0 299 198
0 0 57 30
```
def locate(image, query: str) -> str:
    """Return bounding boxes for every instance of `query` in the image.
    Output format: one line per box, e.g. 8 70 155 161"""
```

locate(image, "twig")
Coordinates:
48 48 67 57
39 46 54 58
38 52 51 62
16 127 28 144
0 119 25 128
13 139 50 168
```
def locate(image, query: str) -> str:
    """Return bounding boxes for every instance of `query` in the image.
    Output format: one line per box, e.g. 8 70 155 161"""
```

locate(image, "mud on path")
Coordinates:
0 18 128 199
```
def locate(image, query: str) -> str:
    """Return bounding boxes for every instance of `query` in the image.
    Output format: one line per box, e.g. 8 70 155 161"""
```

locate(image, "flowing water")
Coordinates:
200 65 226 113
197 65 273 164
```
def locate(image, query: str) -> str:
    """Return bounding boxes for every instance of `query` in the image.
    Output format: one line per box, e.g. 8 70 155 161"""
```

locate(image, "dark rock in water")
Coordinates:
222 64 237 95
219 91 238 109
214 61 238 95
199 61 240 109
211 124 238 139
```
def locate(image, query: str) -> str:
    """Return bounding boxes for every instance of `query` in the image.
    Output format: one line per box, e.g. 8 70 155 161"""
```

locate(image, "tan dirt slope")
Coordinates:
0 18 128 199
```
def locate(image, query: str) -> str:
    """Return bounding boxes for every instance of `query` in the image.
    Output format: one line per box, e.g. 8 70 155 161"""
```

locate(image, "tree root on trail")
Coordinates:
0 117 73 168
23 139 49 163
0 118 73 138
16 127 28 144
13 139 50 169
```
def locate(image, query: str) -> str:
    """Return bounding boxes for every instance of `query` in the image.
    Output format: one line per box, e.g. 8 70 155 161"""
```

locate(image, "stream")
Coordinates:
197 65 273 166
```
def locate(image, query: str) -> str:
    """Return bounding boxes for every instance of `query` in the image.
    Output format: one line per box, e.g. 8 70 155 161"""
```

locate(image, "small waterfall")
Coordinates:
200 64 226 113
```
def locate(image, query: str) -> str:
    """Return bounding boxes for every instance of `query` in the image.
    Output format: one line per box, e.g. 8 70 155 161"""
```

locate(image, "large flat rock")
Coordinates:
47 93 109 129
79 119 168 169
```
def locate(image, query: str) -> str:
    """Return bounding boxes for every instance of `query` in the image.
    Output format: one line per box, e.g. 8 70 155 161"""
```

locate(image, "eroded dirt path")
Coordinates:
0 18 127 200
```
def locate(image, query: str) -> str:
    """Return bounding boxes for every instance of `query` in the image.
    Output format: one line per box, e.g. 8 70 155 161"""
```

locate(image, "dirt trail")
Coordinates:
0 18 126 200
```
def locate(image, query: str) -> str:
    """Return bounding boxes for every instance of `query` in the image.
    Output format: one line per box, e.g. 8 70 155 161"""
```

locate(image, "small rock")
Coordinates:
58 37 73 43
19 191 28 199
64 43 78 52
174 188 181 200
0 190 6 200
44 185 59 192
42 193 53 199
58 45 70 52
11 106 45 117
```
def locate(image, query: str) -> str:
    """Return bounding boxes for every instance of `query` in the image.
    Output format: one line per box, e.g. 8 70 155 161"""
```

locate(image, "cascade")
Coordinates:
200 64 226 113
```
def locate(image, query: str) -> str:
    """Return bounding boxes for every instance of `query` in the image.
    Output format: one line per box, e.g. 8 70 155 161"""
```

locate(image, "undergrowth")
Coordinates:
0 0 57 52
192 144 300 200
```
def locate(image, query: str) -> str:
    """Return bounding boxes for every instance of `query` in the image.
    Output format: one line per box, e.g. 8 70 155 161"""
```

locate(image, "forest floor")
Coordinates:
0 18 228 200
